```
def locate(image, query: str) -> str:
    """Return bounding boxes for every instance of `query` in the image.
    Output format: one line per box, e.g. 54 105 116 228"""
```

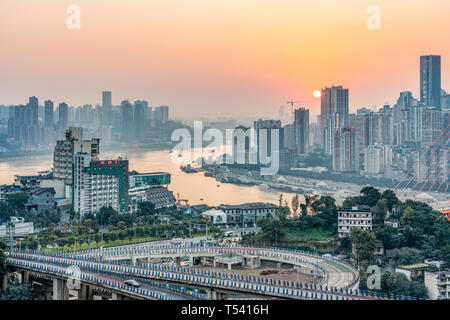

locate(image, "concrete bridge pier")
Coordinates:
22 271 30 283
62 280 70 300
53 278 63 300
112 292 123 300
78 283 88 300
207 289 228 300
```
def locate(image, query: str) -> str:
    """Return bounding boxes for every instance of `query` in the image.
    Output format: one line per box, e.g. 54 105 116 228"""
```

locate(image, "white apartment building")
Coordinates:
338 206 373 237
53 128 100 185
73 153 120 217
364 144 393 175
425 270 450 300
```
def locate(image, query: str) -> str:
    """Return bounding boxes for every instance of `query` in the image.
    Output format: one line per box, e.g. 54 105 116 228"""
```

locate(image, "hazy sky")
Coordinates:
1 0 449 120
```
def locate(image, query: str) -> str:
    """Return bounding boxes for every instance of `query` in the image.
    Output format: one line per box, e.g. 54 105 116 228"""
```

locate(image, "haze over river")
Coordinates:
0 149 292 206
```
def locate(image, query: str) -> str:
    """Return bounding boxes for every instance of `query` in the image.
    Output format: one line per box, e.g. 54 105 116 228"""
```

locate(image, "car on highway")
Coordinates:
124 280 140 287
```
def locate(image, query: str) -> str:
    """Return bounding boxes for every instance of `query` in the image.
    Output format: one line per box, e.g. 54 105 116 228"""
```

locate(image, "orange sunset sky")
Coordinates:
0 0 449 120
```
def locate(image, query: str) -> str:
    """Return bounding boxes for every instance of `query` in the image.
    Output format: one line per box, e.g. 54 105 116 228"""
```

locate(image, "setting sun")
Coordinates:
313 90 321 98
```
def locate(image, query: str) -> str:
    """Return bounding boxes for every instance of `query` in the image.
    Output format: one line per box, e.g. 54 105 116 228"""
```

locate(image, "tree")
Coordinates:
381 189 400 212
440 245 450 264
278 194 284 208
391 247 423 266
350 228 377 263
7 193 29 211
400 207 414 226
359 187 381 206
291 195 299 217
342 197 360 209
137 202 156 217
380 271 427 298
373 199 388 225
0 280 35 300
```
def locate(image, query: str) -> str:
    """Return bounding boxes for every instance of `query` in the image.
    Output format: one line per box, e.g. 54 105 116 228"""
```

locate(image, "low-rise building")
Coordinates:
202 210 227 224
218 202 277 224
338 206 373 237
26 187 56 213
396 263 428 281
128 186 176 212
0 216 34 237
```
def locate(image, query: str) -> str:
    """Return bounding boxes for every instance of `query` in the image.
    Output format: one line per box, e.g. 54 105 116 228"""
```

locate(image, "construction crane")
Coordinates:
286 100 315 123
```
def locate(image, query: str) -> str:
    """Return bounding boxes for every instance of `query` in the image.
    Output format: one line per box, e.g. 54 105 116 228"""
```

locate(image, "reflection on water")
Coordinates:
0 149 292 206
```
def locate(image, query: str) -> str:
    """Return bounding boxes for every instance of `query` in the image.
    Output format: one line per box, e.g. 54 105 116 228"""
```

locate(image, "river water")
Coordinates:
0 149 295 207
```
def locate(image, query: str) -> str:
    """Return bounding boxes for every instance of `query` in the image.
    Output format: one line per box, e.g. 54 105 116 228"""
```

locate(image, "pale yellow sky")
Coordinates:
0 0 449 119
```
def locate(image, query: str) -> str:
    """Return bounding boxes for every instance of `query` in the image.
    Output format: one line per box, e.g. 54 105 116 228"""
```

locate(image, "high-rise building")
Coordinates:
29 96 39 126
44 100 54 127
134 100 147 140
333 127 357 172
121 100 134 141
324 113 348 156
294 108 309 155
364 144 392 175
365 113 393 146
58 102 68 130
422 108 442 146
282 124 295 151
253 119 284 162
232 125 252 165
154 105 169 123
53 127 100 185
442 90 450 111
73 154 129 217
420 55 441 110
102 91 112 126
320 85 349 147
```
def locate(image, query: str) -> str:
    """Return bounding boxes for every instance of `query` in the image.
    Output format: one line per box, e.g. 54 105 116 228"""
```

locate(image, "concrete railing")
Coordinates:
8 251 423 300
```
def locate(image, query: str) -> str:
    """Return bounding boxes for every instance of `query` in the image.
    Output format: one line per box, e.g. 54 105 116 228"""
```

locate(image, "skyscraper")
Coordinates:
29 96 39 126
102 91 112 126
320 86 349 147
420 55 441 110
44 100 54 127
58 102 68 129
294 108 309 155
333 127 357 172
253 119 284 162
134 100 147 140
154 105 169 123
121 100 134 141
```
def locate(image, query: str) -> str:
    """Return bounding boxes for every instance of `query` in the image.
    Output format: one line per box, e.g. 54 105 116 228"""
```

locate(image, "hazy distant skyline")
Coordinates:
1 0 449 119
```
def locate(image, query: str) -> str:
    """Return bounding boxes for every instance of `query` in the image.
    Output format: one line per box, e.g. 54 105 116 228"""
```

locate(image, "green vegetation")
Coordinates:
19 202 221 252
0 242 6 275
242 195 338 247
360 271 428 299
0 280 35 300
350 228 377 264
